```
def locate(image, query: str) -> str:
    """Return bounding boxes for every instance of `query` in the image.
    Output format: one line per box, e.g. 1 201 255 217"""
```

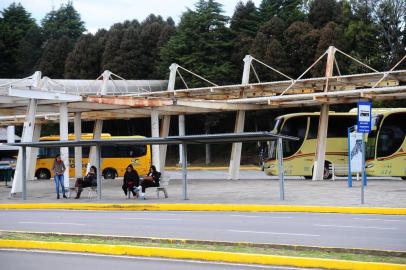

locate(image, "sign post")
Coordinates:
356 101 372 204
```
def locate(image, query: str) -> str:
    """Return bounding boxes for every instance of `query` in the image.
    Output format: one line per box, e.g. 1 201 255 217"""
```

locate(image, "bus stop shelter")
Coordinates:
9 131 298 201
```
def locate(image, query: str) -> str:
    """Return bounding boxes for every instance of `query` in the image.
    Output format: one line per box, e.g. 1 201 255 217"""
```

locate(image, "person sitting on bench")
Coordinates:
74 166 97 199
139 165 160 200
122 164 140 197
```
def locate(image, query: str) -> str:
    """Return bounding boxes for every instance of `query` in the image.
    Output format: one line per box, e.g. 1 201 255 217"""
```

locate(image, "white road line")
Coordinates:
352 218 403 222
120 218 181 221
313 224 397 230
228 229 320 237
18 222 85 226
230 215 293 219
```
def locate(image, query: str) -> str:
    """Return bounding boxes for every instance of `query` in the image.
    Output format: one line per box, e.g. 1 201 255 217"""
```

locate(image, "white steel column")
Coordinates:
27 124 41 180
151 109 161 171
228 55 251 180
11 71 41 195
313 46 336 181
59 102 70 188
74 112 82 178
159 115 170 175
7 126 15 143
178 115 185 166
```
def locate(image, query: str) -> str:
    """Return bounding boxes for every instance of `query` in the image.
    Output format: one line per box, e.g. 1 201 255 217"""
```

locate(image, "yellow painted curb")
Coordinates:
0 240 404 270
0 203 405 215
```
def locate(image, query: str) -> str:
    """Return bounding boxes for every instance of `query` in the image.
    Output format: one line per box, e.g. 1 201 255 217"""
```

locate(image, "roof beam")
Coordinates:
8 88 82 101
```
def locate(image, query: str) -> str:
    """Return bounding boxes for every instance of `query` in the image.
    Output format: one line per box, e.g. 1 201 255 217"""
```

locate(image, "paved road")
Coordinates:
0 210 405 251
0 250 304 270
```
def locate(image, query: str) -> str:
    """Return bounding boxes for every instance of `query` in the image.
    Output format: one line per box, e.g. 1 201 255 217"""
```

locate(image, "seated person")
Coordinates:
122 164 140 197
139 165 161 200
74 166 97 199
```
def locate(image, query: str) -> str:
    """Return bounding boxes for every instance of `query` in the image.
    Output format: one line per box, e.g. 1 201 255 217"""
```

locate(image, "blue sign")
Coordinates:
357 101 372 133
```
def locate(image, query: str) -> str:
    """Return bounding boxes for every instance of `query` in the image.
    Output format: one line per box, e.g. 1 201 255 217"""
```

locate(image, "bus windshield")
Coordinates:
377 112 406 158
280 116 307 157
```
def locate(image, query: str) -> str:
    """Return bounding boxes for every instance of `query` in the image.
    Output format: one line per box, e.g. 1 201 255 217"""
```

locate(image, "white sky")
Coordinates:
0 0 262 33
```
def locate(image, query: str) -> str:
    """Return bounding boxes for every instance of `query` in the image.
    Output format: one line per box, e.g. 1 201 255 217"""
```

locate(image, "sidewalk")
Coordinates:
1 170 405 207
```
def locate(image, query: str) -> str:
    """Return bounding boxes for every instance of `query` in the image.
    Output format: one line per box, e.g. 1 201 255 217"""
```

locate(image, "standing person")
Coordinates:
122 164 140 197
139 165 160 200
74 166 97 199
52 154 66 199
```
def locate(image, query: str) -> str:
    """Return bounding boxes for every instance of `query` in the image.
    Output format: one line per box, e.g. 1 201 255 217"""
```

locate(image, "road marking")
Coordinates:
120 218 181 221
313 224 397 230
228 229 320 237
18 222 85 226
352 218 403 222
230 215 293 219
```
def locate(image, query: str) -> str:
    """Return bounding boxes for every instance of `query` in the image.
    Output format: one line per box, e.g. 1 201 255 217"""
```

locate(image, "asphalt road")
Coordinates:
0 250 304 270
0 210 405 251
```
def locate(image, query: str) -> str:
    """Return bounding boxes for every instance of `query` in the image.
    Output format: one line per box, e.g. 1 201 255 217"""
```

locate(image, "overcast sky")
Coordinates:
0 0 262 33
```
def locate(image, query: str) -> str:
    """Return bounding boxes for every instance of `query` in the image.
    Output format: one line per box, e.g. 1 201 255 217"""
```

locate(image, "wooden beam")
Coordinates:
86 96 173 107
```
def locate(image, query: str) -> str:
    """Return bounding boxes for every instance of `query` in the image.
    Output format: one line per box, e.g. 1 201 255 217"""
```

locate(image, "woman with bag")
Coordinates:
122 164 140 197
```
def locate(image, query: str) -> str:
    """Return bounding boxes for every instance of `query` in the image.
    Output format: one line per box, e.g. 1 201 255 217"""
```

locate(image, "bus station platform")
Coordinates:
1 170 405 208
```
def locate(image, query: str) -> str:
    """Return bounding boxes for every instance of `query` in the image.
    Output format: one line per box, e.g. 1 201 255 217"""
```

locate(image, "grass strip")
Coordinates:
0 231 405 265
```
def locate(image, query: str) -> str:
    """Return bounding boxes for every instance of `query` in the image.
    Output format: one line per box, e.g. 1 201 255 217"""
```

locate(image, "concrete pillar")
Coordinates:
178 115 185 166
89 120 103 171
11 99 38 195
74 112 82 178
11 71 41 195
313 46 336 181
27 124 41 180
6 126 15 143
228 55 252 180
151 109 161 171
159 115 170 175
59 102 69 188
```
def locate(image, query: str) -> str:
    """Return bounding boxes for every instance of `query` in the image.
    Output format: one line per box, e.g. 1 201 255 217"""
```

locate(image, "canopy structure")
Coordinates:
9 132 299 201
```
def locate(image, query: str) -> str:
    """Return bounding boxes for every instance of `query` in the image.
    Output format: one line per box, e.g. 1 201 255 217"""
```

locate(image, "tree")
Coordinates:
38 2 85 78
259 0 305 25
0 3 41 77
65 30 107 79
229 1 261 82
308 0 343 29
160 0 233 87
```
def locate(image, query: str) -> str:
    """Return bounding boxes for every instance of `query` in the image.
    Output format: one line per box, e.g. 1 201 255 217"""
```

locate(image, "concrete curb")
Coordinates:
0 239 405 270
0 203 406 215
2 230 404 258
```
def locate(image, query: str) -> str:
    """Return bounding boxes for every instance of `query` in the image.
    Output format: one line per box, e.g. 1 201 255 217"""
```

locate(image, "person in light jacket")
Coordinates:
52 154 66 199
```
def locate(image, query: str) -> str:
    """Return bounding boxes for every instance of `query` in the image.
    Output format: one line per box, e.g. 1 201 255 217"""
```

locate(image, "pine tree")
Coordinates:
160 0 233 86
259 0 305 25
38 2 85 78
0 3 41 77
308 0 343 29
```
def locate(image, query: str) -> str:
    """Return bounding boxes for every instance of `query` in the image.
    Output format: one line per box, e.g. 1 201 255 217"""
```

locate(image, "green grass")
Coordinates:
1 231 405 265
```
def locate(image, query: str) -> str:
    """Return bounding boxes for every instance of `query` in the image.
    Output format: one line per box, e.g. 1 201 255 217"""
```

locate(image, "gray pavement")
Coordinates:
0 249 303 270
1 170 406 207
1 210 405 251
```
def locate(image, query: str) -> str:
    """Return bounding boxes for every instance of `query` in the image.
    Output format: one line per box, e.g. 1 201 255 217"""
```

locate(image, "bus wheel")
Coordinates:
304 176 312 180
324 163 332 180
103 168 116 180
36 169 50 180
402 177 406 180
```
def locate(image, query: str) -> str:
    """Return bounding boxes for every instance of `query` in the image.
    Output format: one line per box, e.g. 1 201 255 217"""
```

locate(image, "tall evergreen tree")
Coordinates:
65 29 107 79
259 0 305 25
160 0 233 87
0 3 41 77
38 2 85 78
308 0 343 29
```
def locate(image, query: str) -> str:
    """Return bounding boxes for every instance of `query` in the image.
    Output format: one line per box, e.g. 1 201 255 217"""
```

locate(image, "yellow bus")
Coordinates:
35 133 151 180
264 108 406 179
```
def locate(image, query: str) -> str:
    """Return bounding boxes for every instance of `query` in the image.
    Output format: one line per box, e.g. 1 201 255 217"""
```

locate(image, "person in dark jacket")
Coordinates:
139 165 160 200
74 166 97 199
122 164 140 197
52 154 66 199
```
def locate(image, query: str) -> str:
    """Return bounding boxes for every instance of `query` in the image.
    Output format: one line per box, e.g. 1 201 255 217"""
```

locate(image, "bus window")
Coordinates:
101 145 147 158
280 116 307 157
377 113 406 158
308 116 356 139
366 131 377 159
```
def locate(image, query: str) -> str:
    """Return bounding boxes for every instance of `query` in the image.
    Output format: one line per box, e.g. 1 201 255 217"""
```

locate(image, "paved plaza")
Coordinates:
1 170 405 207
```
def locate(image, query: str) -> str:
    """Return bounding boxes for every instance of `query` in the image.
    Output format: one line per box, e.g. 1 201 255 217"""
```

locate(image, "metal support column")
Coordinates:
27 124 41 180
89 120 103 170
277 138 285 200
74 112 82 178
181 143 188 200
178 115 185 166
96 143 102 200
22 147 27 200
